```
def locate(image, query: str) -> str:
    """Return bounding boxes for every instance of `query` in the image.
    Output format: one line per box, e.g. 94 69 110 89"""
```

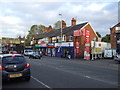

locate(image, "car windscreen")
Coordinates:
2 56 26 64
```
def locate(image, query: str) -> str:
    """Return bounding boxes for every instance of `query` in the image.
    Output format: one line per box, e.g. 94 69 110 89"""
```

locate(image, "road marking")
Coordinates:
84 76 91 78
31 76 52 89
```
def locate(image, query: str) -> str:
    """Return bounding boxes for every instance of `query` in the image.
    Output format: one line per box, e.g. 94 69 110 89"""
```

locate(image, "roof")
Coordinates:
35 22 88 39
111 22 120 29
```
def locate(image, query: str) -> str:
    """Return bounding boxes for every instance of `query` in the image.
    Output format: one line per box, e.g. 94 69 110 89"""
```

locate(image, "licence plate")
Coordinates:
9 73 22 78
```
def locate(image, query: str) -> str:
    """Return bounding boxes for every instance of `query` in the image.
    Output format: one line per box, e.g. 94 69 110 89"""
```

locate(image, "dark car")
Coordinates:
2 49 9 54
29 52 42 59
0 54 31 81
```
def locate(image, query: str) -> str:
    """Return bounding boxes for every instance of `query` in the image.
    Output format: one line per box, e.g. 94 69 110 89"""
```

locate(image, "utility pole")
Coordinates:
59 14 62 57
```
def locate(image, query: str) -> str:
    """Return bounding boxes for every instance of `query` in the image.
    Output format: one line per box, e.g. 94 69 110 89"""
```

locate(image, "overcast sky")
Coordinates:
0 0 119 38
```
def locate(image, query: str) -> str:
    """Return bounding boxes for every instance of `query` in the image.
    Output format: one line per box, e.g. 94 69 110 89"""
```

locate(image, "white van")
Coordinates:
24 49 33 56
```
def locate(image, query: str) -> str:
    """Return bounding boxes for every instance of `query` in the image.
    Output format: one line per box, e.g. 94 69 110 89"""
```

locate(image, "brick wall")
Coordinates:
110 23 120 49
74 23 98 58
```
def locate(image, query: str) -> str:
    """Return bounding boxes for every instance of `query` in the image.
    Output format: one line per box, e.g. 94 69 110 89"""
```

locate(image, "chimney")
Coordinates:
48 25 52 32
62 20 66 28
45 25 52 32
71 18 76 26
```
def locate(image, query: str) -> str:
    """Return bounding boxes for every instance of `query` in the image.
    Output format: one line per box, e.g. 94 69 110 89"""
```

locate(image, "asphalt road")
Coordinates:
2 56 119 89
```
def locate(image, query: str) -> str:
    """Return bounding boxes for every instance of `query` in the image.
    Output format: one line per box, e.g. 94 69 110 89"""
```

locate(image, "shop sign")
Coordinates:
25 46 32 48
47 43 55 48
115 30 120 33
55 42 73 47
84 30 90 60
41 43 47 47
117 40 120 44
35 44 41 47
74 29 86 36
75 42 80 54
47 43 54 46
85 43 90 47
74 30 80 36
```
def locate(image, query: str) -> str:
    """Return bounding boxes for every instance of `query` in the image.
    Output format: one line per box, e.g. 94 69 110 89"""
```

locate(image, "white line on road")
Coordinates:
31 76 52 89
84 76 91 78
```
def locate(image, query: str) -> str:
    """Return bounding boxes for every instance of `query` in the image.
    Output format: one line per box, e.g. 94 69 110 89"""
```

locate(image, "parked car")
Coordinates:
9 51 17 54
29 52 42 59
24 49 33 56
2 49 9 54
114 54 120 63
0 54 31 81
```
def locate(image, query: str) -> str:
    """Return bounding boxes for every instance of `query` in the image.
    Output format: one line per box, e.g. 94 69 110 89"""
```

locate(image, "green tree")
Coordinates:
102 34 110 43
53 21 61 30
25 25 46 45
96 32 101 38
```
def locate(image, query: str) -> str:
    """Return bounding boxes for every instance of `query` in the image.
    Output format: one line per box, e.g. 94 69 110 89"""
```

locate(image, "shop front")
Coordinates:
55 42 74 58
35 44 47 55
47 43 55 56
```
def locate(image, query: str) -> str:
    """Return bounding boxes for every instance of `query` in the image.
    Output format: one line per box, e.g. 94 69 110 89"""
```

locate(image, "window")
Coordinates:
3 56 25 64
69 36 73 41
62 35 66 42
116 27 120 30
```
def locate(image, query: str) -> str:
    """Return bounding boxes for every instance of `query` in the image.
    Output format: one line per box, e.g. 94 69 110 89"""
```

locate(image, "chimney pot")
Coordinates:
62 20 66 28
71 18 76 26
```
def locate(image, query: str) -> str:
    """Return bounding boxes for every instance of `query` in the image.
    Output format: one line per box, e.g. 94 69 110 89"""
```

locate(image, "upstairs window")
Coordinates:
69 36 73 41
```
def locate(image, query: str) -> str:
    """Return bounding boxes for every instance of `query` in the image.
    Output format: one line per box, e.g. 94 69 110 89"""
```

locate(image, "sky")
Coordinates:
0 0 119 38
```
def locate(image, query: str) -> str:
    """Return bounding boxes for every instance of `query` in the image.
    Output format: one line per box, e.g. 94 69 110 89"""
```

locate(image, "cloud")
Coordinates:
0 1 118 38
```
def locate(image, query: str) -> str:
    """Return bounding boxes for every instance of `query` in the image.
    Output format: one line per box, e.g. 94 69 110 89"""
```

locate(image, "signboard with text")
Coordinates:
84 30 90 60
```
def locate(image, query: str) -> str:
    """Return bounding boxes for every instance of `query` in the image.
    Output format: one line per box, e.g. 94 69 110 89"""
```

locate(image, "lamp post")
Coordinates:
59 14 63 57
59 14 62 43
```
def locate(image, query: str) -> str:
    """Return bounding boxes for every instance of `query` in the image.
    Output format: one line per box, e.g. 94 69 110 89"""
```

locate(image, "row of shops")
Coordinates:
33 42 74 59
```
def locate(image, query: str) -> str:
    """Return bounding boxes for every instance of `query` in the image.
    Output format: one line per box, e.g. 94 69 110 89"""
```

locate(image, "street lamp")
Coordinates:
59 14 62 43
58 14 63 57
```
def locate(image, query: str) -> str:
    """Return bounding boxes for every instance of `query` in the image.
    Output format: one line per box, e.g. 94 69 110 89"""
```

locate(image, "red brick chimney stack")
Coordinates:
62 20 66 28
71 18 76 26
48 25 52 32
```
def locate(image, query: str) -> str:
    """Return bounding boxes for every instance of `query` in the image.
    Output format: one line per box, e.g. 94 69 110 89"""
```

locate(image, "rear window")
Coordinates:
2 56 26 64
25 50 32 53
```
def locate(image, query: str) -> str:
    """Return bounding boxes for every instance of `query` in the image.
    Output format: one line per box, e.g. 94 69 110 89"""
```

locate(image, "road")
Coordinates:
2 56 119 89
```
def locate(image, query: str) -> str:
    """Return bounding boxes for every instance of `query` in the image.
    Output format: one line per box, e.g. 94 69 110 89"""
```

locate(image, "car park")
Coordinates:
29 52 42 59
0 54 31 81
114 54 120 63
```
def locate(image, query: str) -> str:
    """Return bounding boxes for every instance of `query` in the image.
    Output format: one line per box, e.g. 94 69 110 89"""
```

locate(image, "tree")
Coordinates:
96 32 101 38
25 25 46 45
102 34 110 43
53 21 61 30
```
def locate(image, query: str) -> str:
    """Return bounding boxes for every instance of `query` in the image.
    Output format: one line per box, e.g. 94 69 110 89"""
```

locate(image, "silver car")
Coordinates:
114 54 120 63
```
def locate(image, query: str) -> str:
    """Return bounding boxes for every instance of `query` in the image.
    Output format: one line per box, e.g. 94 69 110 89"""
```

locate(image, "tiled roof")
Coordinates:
35 22 88 39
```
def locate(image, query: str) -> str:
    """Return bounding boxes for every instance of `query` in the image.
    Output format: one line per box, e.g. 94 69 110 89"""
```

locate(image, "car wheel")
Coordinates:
25 76 31 81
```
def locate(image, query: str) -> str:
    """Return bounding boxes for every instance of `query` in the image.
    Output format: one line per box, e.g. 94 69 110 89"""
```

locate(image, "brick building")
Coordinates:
110 23 120 49
33 18 98 59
